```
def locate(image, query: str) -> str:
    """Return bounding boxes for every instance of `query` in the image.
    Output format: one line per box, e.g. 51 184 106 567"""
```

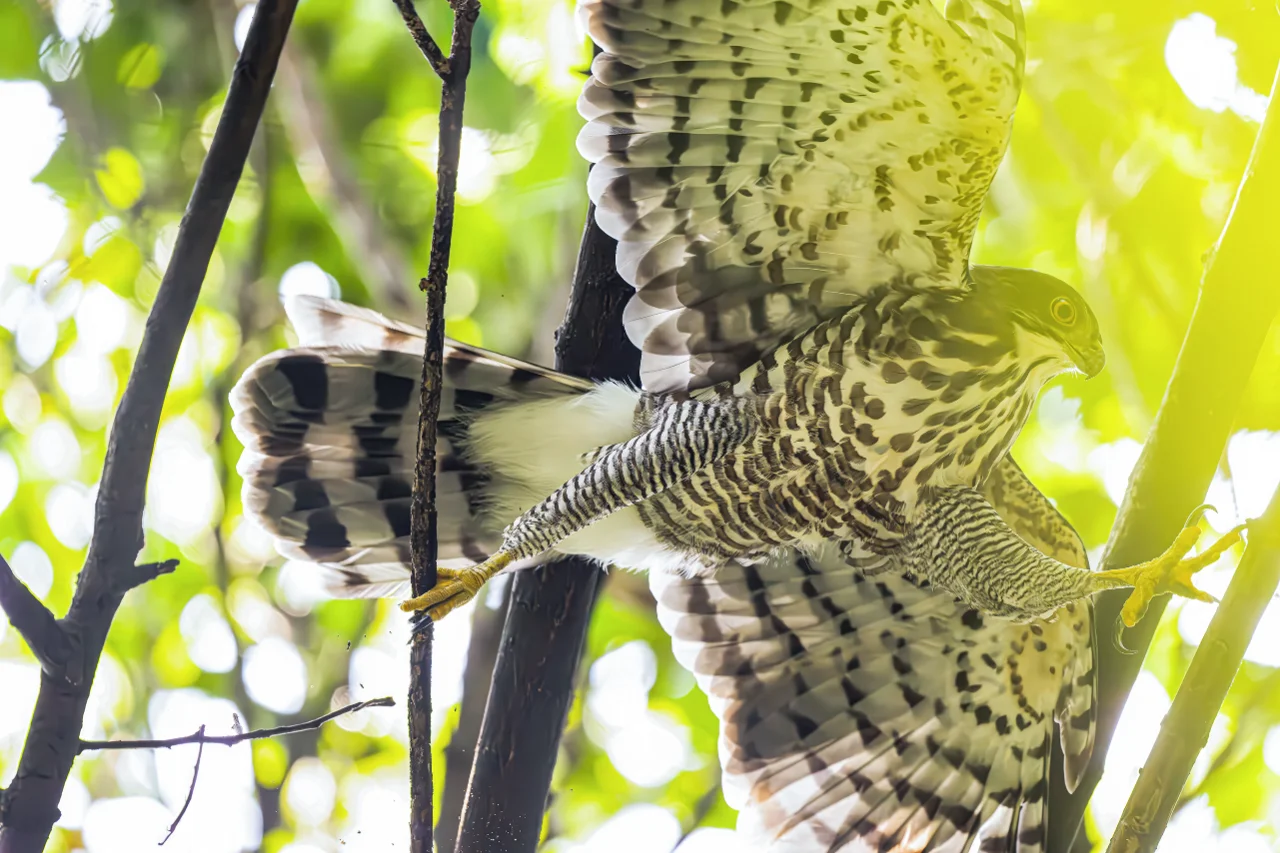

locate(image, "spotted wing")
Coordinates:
650 457 1093 852
579 0 1026 391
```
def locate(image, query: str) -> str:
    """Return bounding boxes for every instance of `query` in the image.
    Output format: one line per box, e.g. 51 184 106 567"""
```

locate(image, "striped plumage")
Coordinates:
229 1 1239 850
231 295 1099 853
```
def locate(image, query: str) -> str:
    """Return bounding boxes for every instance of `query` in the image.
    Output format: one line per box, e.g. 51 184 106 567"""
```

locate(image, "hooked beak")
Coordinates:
1070 343 1106 378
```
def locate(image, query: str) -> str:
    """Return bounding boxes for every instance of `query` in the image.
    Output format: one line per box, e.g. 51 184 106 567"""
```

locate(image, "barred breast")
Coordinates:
637 286 1055 570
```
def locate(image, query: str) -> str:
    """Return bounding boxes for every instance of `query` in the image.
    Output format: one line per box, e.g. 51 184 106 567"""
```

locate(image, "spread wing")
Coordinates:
650 457 1094 852
578 0 1026 392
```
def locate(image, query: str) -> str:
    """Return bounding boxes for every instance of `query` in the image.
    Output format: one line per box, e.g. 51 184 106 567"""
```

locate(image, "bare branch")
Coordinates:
78 698 395 753
0 5 298 850
0 553 71 678
399 2 480 852
454 204 641 851
437 580 509 853
393 0 451 78
159 726 205 846
1049 61 1280 852
110 559 180 597
1106 499 1280 853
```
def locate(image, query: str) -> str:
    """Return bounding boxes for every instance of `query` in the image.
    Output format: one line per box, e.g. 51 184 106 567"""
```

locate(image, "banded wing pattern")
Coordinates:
230 297 587 597
651 459 1094 852
579 0 1026 391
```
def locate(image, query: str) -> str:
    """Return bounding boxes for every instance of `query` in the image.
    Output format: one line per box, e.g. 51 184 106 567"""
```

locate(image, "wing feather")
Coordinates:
651 455 1092 851
578 0 1026 391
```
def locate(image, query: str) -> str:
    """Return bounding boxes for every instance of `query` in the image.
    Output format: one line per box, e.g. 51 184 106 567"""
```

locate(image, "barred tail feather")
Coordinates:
230 298 589 597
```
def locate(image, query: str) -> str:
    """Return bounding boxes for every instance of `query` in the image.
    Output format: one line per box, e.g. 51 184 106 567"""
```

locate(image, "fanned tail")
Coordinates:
230 297 588 597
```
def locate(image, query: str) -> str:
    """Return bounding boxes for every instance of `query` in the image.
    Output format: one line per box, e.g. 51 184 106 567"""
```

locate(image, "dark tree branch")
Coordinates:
454 208 640 851
1105 492 1280 853
159 726 205 846
398 2 480 852
0 4 297 851
0 553 72 677
437 580 510 853
78 697 395 752
393 0 451 78
1049 61 1280 851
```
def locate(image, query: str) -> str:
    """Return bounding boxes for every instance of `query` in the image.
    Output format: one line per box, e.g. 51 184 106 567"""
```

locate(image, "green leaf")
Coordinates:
117 43 164 89
94 147 145 210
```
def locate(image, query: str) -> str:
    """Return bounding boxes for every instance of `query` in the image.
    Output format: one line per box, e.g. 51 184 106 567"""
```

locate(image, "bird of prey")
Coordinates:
230 0 1245 849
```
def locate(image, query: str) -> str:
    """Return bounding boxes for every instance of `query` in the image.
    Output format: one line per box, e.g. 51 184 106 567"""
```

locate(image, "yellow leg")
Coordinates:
1096 519 1247 628
399 551 515 622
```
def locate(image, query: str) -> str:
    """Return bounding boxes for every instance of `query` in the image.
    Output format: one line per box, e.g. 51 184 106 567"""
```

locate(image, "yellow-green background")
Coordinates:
0 0 1278 851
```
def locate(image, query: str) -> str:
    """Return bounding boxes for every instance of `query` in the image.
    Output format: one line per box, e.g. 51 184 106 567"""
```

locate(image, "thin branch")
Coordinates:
399 2 480 852
78 698 395 753
0 4 298 850
110 559 179 597
1049 61 1280 852
393 0 451 78
159 726 205 846
1106 493 1280 853
0 553 71 677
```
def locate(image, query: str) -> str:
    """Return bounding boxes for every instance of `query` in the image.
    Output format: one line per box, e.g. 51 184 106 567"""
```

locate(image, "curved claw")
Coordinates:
1113 614 1137 655
1184 503 1216 528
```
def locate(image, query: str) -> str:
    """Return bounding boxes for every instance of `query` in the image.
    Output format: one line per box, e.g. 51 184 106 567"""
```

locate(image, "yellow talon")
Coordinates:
1097 519 1247 628
399 551 515 622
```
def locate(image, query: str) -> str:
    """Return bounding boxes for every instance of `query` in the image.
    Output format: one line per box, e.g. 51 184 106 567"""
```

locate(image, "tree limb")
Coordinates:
1048 61 1280 852
0 4 297 850
77 697 395 752
453 208 640 851
0 553 72 678
397 2 480 851
437 580 509 853
1104 490 1280 853
159 726 204 846
393 0 451 78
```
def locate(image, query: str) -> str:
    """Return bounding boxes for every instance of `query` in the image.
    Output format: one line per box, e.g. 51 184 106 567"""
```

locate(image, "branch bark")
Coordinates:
1048 61 1280 852
399 2 480 852
453 209 640 851
0 4 296 850
437 579 509 853
1104 489 1280 853
77 697 395 752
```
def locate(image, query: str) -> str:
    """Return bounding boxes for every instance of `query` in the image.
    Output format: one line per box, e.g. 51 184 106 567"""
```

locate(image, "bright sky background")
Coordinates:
0 5 1275 853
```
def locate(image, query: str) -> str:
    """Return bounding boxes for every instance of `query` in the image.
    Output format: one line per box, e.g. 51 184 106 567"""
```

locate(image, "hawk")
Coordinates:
230 0 1245 849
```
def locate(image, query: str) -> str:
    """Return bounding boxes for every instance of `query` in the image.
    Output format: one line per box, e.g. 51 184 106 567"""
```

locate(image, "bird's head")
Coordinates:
969 265 1105 378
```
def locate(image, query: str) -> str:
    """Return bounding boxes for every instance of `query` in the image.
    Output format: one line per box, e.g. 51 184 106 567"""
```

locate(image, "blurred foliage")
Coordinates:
0 0 1278 851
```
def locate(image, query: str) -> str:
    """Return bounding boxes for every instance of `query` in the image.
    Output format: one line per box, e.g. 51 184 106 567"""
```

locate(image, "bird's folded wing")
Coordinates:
578 0 1026 392
650 456 1093 852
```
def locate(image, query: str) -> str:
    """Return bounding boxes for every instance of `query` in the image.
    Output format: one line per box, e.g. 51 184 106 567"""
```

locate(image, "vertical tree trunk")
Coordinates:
452 210 639 853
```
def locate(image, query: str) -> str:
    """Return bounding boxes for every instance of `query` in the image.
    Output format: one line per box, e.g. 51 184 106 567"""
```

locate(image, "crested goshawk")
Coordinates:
231 0 1245 849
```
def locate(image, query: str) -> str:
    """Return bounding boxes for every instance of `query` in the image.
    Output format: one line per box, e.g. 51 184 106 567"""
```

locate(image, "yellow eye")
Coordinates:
1050 297 1076 326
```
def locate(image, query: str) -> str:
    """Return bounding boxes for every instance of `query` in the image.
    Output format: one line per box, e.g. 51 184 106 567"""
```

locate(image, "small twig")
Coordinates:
669 774 722 853
393 0 450 78
78 697 395 753
110 559 180 596
1106 496 1280 853
0 553 72 677
397 3 479 852
159 726 205 846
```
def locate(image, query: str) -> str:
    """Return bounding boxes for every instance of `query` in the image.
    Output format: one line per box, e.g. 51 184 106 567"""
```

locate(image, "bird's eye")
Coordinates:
1050 297 1076 326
